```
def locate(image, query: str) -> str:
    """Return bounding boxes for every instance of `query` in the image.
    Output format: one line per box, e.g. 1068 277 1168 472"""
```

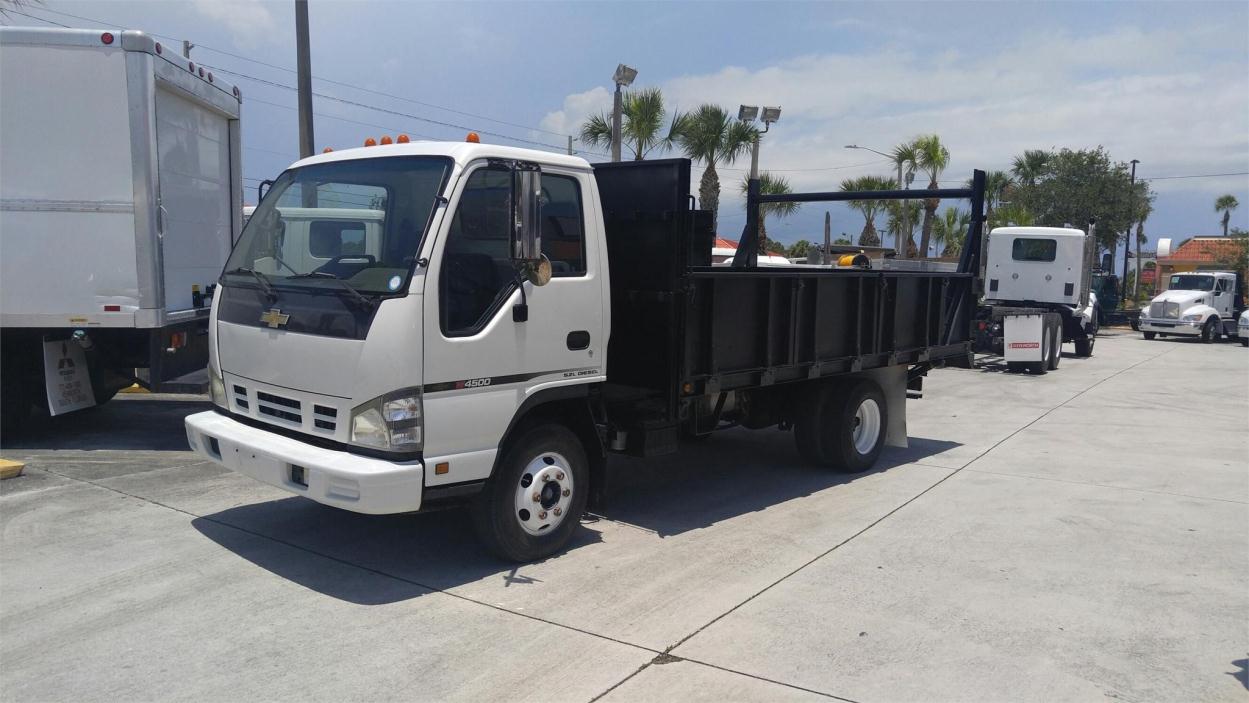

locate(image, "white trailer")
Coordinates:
975 225 1099 373
1 27 242 430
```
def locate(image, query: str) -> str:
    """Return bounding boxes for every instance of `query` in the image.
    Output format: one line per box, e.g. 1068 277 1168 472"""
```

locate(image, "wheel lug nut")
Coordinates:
562 488 570 497
542 474 552 482
553 507 562 516
538 511 547 519
556 471 565 480
532 492 541 502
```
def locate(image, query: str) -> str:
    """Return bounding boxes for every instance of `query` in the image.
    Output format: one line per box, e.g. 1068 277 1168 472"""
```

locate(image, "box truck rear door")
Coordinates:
154 85 232 313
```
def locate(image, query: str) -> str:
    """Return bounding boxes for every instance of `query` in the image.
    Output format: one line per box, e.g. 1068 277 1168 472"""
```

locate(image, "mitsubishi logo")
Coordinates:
259 308 290 329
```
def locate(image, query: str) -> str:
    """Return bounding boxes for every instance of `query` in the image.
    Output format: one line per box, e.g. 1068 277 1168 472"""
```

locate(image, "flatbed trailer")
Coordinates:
594 160 982 457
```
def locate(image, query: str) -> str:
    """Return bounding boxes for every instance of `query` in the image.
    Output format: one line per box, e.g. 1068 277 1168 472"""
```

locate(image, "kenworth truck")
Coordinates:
1139 271 1245 343
1 28 242 431
184 140 985 561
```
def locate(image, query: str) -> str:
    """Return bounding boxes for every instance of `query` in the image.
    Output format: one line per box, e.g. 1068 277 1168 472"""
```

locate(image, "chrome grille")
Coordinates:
1149 302 1180 319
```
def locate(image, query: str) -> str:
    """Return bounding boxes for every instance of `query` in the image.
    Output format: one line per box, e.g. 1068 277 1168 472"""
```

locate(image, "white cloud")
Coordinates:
541 22 1248 235
192 0 276 49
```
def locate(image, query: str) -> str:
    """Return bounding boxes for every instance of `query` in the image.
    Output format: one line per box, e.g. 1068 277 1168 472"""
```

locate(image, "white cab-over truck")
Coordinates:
1139 271 1245 343
974 225 1099 373
1 28 242 431
184 142 984 561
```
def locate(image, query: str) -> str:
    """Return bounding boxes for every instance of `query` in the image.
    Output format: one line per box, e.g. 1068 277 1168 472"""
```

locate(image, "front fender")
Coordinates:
1182 304 1219 322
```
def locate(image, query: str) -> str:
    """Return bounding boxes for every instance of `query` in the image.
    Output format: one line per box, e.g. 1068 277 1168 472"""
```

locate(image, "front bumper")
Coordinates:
185 411 423 514
1139 317 1202 335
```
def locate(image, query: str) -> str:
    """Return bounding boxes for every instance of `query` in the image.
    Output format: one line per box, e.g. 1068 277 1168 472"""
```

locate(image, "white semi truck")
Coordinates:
183 140 988 561
0 28 242 431
1138 271 1245 343
974 225 1099 373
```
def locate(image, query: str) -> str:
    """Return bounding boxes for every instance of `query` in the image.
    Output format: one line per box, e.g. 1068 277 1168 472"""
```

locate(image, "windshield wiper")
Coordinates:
287 271 373 308
223 267 277 300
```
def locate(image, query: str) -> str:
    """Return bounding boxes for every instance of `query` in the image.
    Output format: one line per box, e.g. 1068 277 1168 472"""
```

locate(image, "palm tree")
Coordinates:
913 134 950 258
678 104 757 231
891 141 919 257
1011 149 1050 186
841 176 895 247
885 200 921 257
739 172 800 254
579 87 684 162
1216 194 1239 236
932 207 971 258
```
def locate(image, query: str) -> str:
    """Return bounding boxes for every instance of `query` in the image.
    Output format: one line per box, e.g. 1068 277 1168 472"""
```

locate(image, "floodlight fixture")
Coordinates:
761 106 782 124
738 105 759 122
613 64 638 87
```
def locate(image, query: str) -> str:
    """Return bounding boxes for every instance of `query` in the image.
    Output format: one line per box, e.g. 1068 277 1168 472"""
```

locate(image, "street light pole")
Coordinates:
846 144 908 257
294 0 314 160
610 64 637 163
1123 159 1139 309
734 106 781 268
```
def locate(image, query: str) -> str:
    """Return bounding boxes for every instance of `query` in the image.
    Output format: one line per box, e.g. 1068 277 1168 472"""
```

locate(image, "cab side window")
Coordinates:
541 175 586 276
440 168 515 336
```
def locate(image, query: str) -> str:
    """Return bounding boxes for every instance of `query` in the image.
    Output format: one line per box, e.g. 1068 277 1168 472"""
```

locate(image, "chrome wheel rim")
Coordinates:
851 398 882 455
513 452 574 536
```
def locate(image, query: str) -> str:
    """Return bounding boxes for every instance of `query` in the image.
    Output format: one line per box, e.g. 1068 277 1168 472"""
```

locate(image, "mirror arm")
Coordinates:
512 269 529 323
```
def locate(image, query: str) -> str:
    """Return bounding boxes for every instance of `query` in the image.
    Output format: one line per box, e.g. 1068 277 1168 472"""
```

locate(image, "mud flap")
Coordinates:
861 365 908 449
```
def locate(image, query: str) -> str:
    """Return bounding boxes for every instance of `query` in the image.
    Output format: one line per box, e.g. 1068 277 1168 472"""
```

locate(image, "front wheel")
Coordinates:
794 378 887 473
471 424 588 562
1241 336 1248 347
1201 319 1216 343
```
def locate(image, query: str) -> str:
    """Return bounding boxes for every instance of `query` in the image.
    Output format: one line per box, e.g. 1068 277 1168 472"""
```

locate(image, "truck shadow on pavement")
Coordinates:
0 396 207 452
192 426 957 605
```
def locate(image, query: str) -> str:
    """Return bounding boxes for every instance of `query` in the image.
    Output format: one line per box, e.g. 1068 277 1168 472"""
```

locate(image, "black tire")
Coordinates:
1006 361 1027 373
1201 319 1216 343
1074 337 1093 357
1143 331 1156 340
1047 317 1062 370
471 424 588 562
793 378 887 473
1241 336 1248 347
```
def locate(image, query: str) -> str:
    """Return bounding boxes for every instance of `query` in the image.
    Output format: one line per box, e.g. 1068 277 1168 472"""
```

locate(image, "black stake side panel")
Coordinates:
591 159 976 436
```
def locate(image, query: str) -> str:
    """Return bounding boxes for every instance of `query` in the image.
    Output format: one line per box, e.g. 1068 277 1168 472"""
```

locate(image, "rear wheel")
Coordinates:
1143 331 1156 340
471 424 588 562
1046 316 1062 370
793 378 887 473
1241 336 1248 347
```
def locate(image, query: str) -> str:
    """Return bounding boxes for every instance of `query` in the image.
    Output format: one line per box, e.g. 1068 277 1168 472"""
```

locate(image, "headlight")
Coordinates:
208 366 226 408
350 388 422 451
1182 313 1204 322
1239 318 1249 327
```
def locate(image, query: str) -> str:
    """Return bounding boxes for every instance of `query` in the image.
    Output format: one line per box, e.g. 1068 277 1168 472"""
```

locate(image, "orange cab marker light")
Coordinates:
397 134 410 143
380 135 393 145
364 137 377 147
323 147 333 153
466 131 480 143
435 462 449 475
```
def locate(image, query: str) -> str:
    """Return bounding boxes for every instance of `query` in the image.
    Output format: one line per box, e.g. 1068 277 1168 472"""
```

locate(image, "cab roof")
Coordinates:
990 226 1086 238
289 141 593 172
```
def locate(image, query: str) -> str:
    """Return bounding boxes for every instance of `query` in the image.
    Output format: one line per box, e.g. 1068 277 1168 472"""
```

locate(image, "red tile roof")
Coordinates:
712 237 786 257
1161 237 1243 263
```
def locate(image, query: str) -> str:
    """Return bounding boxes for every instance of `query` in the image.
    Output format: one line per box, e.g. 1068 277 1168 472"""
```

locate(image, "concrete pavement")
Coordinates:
2 331 1246 701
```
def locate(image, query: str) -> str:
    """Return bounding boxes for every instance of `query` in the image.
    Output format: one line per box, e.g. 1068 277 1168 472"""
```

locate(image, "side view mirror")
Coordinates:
509 164 544 284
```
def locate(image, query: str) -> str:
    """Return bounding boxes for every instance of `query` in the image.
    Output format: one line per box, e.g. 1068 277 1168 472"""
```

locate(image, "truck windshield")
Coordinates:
1169 274 1214 291
223 157 450 295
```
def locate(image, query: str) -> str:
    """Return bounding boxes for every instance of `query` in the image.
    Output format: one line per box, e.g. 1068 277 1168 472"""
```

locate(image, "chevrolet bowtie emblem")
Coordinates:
259 308 290 329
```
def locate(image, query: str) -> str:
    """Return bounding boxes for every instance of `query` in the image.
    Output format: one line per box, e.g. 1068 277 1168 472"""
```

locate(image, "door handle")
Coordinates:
566 330 590 350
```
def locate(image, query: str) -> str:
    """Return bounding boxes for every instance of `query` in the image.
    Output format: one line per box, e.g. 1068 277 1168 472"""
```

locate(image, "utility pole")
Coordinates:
295 0 314 160
1122 159 1139 309
567 135 573 156
182 40 193 59
823 211 831 265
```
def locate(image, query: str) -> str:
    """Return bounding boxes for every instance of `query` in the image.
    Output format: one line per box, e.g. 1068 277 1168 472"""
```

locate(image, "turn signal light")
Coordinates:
466 132 480 143
397 134 410 143
364 137 377 147
323 147 333 153
380 135 393 145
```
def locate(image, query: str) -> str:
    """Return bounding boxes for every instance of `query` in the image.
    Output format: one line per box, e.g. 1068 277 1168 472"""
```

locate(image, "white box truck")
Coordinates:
1 27 242 431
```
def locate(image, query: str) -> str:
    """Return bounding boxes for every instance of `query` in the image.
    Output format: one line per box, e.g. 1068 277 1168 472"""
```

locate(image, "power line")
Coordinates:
29 4 571 140
1143 171 1249 181
1 8 70 27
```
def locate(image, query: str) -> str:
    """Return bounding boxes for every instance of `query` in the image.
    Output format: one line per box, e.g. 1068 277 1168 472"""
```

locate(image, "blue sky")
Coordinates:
9 1 1248 252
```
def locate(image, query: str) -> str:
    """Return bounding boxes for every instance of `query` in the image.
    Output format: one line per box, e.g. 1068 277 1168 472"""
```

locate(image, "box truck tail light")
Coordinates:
207 72 214 83
100 32 115 45
154 42 162 54
188 62 196 73
103 304 121 312
198 67 205 78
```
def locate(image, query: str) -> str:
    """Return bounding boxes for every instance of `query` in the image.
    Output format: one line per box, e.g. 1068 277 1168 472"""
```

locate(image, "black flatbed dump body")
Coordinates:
591 159 985 456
